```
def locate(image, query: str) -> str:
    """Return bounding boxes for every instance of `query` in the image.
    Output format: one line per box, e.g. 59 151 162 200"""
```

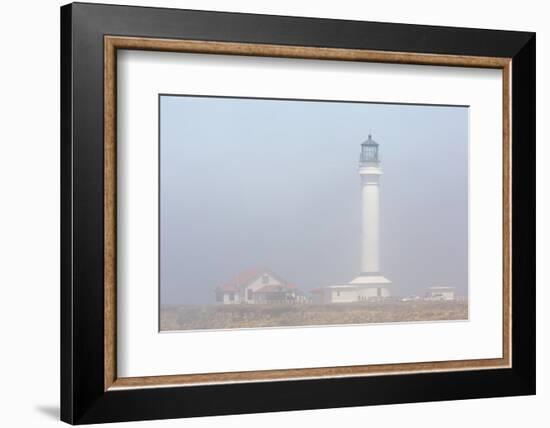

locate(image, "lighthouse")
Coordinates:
359 135 382 274
348 134 392 298
314 134 391 304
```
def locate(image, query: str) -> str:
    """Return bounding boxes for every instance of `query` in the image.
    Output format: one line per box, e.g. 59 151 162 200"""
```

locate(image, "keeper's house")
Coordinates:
215 268 306 304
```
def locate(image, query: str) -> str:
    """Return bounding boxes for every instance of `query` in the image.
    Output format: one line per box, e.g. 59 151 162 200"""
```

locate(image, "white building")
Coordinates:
215 268 306 304
425 286 455 301
311 284 389 304
316 135 392 303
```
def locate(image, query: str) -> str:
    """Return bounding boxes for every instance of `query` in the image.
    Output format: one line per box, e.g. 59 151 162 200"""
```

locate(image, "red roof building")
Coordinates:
215 268 305 304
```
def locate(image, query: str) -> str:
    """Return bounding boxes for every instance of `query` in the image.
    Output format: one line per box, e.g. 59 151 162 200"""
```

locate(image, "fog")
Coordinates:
160 95 468 305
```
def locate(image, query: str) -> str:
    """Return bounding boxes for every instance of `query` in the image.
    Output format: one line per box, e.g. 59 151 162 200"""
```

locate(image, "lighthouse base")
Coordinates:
349 274 392 301
312 275 392 304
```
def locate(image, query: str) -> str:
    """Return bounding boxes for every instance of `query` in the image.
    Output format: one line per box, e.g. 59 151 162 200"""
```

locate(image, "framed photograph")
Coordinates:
60 2 535 424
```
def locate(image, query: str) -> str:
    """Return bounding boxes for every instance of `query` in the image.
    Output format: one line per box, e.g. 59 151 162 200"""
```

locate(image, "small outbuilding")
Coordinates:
425 286 455 301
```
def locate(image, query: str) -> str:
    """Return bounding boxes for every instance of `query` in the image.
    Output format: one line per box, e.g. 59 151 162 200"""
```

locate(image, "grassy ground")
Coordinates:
160 300 468 331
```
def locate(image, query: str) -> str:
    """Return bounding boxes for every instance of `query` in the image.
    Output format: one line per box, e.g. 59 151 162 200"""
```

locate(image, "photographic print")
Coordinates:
159 95 469 331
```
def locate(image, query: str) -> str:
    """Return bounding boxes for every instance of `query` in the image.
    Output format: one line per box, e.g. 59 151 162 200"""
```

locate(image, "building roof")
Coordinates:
216 267 297 292
216 267 262 292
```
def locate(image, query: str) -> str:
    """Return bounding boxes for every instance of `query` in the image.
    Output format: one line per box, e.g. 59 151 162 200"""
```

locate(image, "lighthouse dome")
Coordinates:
361 134 379 147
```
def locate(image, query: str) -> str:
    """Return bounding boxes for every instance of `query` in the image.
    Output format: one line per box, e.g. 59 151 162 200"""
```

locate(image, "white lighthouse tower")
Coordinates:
314 134 391 304
348 134 392 298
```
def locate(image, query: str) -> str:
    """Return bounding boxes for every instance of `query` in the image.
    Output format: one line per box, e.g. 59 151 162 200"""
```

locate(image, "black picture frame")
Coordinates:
61 2 535 424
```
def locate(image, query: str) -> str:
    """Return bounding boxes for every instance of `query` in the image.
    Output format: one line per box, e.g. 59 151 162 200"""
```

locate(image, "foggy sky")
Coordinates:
160 95 468 305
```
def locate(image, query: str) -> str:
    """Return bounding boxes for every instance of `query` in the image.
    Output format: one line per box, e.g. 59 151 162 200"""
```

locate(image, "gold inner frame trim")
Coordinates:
104 35 512 391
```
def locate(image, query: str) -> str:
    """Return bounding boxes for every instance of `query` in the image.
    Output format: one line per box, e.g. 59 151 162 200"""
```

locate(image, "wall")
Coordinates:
248 273 282 292
330 287 358 303
0 0 546 427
